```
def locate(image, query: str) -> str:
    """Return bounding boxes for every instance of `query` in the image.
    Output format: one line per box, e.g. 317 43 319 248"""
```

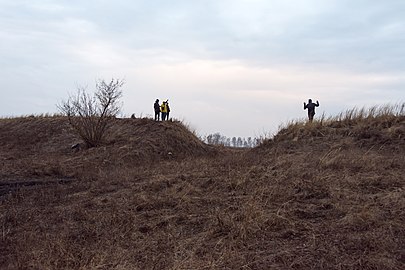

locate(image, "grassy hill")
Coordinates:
0 106 404 269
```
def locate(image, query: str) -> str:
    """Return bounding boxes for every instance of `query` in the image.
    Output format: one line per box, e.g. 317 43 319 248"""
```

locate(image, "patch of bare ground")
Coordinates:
0 108 404 269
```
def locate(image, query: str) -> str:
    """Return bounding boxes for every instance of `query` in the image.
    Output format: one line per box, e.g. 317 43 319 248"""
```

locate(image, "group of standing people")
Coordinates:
153 97 319 122
154 99 171 121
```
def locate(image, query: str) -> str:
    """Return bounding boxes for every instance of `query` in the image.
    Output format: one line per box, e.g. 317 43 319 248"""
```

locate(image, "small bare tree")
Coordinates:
58 79 124 148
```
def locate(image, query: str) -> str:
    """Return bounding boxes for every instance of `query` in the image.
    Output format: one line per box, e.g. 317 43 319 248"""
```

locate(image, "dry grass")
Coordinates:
0 106 404 269
268 103 405 145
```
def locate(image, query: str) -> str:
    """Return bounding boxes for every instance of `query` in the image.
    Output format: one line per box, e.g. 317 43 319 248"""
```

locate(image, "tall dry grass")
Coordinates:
270 103 405 143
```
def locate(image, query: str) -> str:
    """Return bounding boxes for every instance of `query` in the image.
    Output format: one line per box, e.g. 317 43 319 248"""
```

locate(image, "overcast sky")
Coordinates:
1 0 404 137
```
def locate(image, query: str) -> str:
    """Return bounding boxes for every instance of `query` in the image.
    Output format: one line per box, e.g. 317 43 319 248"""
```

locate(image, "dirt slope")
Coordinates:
0 114 404 269
0 117 215 178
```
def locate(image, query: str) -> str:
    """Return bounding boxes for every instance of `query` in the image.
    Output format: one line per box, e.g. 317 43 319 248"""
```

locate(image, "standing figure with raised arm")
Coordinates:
166 100 171 120
304 99 319 122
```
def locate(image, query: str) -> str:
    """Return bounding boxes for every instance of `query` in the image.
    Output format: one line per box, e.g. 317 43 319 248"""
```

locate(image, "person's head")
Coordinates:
156 99 159 103
308 99 312 103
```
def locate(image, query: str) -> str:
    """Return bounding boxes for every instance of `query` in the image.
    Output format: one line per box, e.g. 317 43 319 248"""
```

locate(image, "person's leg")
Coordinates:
309 112 314 122
167 112 170 120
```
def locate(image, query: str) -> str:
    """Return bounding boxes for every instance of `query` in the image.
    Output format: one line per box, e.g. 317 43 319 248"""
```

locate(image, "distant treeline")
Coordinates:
201 133 265 148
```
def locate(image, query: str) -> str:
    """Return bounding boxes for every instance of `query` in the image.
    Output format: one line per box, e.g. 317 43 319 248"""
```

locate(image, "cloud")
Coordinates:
3 0 405 72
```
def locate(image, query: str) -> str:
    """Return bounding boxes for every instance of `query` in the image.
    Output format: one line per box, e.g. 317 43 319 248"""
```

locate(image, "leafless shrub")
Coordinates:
58 79 124 148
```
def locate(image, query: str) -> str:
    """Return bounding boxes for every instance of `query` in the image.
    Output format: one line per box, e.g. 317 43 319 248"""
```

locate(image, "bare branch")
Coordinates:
58 78 124 147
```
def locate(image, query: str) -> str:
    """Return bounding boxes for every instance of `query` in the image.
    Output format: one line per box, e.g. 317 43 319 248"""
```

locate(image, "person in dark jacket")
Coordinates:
166 100 171 120
304 99 319 122
154 99 160 121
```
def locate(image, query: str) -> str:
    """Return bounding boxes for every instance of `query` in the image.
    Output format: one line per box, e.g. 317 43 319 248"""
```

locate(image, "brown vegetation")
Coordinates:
0 105 404 269
58 78 124 148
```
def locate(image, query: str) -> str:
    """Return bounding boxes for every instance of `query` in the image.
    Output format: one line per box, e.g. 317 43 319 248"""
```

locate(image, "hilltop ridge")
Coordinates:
0 117 216 178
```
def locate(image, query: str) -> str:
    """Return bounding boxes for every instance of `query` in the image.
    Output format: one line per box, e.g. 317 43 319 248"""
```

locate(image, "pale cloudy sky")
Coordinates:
0 0 404 137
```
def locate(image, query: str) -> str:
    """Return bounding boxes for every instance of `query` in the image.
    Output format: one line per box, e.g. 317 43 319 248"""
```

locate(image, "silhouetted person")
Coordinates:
166 100 171 120
154 99 160 121
160 101 168 121
304 99 319 122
